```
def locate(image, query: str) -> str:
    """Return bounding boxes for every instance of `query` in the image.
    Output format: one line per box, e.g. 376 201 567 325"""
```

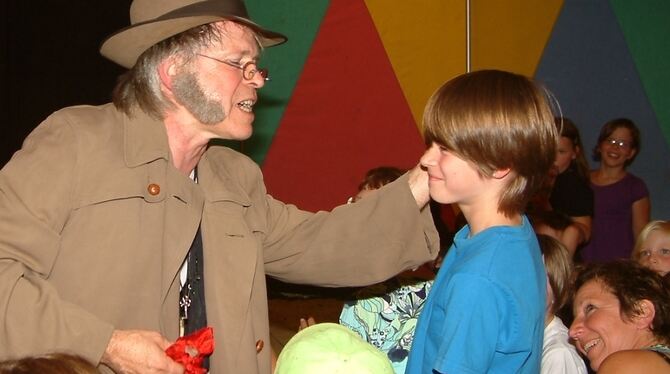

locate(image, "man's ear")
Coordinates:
634 299 656 329
158 56 182 92
491 168 512 180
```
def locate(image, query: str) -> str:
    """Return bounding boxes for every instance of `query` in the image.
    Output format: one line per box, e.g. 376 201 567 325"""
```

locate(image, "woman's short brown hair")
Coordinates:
423 70 558 217
572 260 670 342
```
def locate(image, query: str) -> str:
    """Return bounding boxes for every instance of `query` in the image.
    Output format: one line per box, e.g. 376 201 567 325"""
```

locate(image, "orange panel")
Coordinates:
365 0 467 130
471 0 563 76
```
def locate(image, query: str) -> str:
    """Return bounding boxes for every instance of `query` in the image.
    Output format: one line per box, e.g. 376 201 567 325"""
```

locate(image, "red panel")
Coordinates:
262 0 425 212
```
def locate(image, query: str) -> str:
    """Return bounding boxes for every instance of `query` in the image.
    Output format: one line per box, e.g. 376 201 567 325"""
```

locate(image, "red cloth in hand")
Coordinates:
165 327 214 374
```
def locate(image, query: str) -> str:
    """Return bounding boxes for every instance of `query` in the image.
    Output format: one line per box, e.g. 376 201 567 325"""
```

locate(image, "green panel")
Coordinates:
610 0 670 144
236 0 330 164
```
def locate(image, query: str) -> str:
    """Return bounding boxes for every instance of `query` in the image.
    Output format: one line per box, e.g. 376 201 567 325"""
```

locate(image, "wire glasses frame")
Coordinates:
604 138 632 149
196 54 269 81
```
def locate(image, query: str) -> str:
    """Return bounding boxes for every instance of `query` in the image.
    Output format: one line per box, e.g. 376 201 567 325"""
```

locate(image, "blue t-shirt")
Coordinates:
405 216 545 373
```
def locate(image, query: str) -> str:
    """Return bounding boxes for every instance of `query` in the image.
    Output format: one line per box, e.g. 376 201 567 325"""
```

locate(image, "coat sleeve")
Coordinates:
258 172 440 287
0 113 114 362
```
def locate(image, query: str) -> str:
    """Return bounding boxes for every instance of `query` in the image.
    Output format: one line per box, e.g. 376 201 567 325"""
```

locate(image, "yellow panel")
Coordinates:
365 0 467 130
471 0 563 76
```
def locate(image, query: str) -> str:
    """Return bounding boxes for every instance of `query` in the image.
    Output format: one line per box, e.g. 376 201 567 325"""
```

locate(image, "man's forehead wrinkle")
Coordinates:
209 21 260 58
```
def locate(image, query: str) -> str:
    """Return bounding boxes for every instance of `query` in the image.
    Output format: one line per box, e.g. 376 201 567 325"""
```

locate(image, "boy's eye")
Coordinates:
640 250 651 257
661 248 670 256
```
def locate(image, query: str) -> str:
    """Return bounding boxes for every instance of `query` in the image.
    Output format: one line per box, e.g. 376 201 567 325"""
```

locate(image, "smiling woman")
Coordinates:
569 260 670 373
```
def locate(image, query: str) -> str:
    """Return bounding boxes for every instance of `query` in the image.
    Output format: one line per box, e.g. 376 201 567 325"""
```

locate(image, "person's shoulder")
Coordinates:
206 145 258 169
624 172 647 185
598 349 670 373
28 103 122 150
205 145 263 184
52 103 120 126
541 345 586 374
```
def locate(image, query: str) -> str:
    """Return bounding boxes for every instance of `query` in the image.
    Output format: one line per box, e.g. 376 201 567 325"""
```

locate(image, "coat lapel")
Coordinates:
122 109 205 334
198 152 258 364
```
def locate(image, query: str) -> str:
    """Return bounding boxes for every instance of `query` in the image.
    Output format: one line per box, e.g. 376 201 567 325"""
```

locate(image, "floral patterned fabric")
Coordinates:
339 277 433 374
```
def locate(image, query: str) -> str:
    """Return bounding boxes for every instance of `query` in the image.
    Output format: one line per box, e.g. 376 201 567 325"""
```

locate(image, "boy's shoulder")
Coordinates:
454 219 541 272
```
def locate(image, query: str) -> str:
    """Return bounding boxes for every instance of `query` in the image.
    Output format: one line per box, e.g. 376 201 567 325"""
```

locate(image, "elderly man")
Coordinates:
0 0 438 373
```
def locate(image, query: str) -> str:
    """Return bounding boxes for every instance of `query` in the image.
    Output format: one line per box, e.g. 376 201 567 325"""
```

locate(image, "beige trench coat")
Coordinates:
0 104 439 373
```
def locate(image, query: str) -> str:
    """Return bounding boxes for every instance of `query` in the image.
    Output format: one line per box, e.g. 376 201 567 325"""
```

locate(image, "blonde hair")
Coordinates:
632 220 670 262
423 70 558 217
537 234 573 313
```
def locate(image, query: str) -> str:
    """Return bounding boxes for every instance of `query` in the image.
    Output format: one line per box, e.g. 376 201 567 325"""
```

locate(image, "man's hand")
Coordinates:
101 329 184 374
407 164 431 208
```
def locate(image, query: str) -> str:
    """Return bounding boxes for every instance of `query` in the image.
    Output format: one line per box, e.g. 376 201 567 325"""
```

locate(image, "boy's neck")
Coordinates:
462 207 522 236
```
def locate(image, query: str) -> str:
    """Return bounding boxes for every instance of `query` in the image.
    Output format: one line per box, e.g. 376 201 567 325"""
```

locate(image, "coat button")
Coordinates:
255 339 264 353
147 183 160 196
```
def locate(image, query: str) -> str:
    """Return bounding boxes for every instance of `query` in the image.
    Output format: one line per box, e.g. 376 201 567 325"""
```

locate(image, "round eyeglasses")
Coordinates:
196 54 269 81
604 138 632 149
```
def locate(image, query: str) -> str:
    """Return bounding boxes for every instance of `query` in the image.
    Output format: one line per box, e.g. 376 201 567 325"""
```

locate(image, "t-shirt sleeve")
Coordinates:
431 273 503 373
630 175 650 202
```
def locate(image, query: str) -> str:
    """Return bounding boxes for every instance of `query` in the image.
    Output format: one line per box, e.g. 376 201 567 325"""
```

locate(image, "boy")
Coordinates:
405 70 558 373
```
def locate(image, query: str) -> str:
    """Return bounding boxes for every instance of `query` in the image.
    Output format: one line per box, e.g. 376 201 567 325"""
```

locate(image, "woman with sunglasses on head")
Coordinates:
581 118 650 263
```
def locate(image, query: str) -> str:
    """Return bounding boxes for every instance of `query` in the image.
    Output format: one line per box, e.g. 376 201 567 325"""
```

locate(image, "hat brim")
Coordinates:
100 15 286 69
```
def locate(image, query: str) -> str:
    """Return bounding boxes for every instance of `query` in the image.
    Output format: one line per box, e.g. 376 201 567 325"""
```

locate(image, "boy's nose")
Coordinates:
420 144 438 167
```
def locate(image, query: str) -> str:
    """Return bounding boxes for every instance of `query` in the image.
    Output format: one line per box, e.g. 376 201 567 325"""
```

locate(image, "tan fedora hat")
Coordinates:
100 0 287 69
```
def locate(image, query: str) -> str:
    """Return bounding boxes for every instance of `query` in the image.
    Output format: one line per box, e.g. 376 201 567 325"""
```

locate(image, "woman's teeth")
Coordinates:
584 338 601 354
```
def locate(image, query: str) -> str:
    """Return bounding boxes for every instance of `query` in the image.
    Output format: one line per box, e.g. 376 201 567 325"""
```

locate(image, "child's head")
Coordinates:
275 323 394 374
0 353 98 374
632 220 670 276
422 70 558 217
349 166 404 203
537 234 573 315
555 117 589 180
592 117 640 167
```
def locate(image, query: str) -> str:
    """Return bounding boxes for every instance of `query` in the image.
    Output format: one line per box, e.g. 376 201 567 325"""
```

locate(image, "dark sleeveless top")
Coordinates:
645 344 670 364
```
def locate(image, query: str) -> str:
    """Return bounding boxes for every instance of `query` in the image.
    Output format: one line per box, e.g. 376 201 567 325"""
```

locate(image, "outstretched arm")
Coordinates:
407 164 431 208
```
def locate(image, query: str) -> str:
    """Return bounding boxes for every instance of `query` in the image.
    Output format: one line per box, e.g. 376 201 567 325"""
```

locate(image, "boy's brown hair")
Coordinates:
423 70 558 217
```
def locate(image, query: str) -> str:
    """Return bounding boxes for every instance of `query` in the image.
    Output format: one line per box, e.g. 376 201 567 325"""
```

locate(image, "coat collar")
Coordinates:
121 106 251 206
123 107 171 168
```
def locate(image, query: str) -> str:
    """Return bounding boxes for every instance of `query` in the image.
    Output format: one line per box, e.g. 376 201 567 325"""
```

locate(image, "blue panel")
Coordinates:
535 0 670 219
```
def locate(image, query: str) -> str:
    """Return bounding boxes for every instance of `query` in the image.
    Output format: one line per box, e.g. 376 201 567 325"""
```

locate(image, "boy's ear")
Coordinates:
633 299 656 329
491 168 512 180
